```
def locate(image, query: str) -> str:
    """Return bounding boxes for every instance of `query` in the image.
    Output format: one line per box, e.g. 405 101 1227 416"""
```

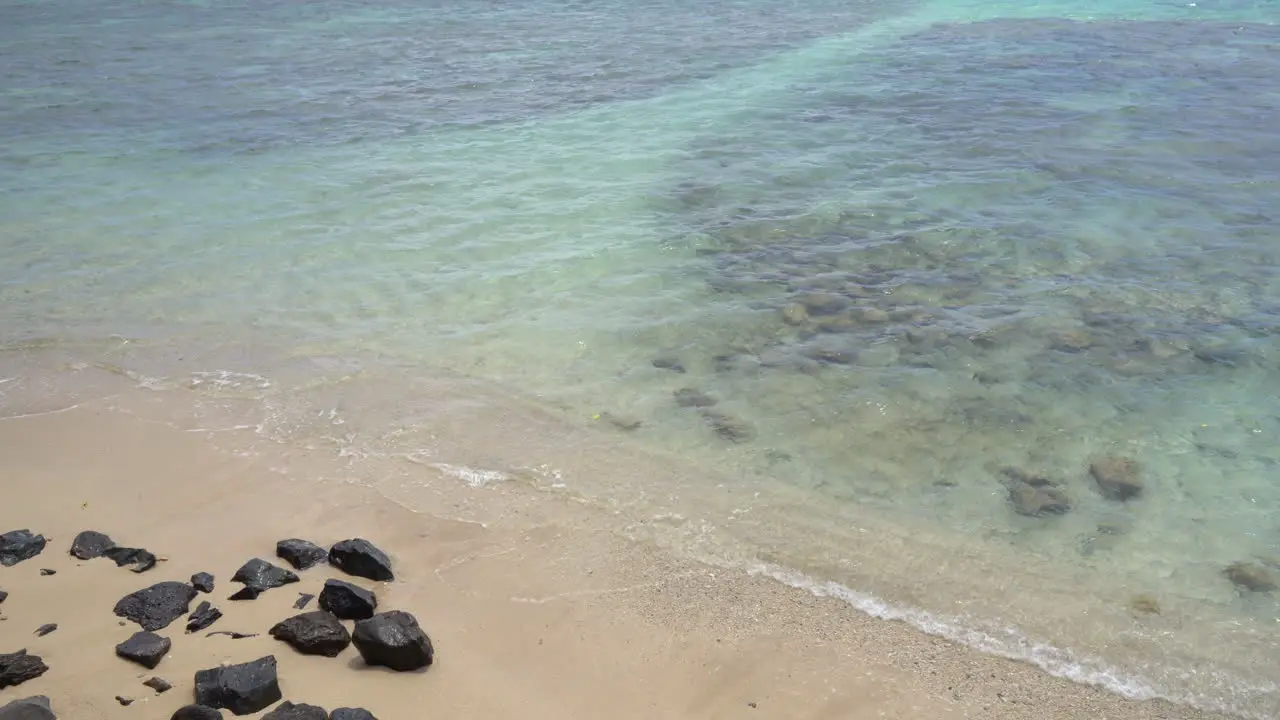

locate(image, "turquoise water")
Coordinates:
3 0 1280 715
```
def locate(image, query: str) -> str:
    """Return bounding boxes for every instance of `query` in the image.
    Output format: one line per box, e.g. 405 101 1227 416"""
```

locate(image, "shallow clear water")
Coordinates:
3 0 1280 715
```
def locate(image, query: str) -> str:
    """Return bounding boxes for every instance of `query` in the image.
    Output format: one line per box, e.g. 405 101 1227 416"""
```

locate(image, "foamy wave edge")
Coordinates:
748 562 1274 720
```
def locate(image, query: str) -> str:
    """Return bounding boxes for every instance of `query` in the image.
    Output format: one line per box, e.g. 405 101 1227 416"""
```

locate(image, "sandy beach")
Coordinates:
0 391 1239 720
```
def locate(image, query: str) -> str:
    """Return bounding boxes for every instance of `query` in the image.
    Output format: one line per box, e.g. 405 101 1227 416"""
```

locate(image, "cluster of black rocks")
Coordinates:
0 529 434 718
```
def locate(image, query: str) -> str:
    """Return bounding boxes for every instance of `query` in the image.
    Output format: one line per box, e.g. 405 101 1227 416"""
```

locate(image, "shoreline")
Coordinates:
0 393 1244 718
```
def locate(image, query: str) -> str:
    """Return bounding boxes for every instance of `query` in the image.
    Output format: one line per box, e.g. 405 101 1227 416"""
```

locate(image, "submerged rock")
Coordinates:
171 706 223 720
193 655 282 716
352 611 433 671
1090 457 1143 501
780 303 809 326
231 558 299 593
275 540 327 571
700 410 755 443
0 650 49 689
269 611 351 657
263 702 327 720
329 539 394 582
191 572 215 594
318 579 377 620
1003 470 1070 517
598 412 641 431
114 582 198 631
1223 562 1277 593
1129 594 1161 616
0 530 46 567
69 531 115 560
651 356 686 374
115 631 172 669
186 601 222 633
330 710 378 720
0 695 56 720
143 676 172 694
673 387 717 408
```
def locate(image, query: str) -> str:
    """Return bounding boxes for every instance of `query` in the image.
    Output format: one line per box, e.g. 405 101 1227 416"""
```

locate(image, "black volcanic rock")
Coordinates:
115 696 133 707
328 539 393 582
69 531 115 560
0 531 46 567
228 586 262 601
115 631 171 669
0 650 49 689
0 695 56 720
191 572 215 594
33 624 56 638
231 559 298 594
144 676 172 694
318 579 376 620
293 593 314 610
171 706 223 720
269 611 350 657
351 611 433 671
331 709 378 720
102 547 157 573
193 655 281 716
262 701 327 720
0 590 7 604
186 601 222 633
275 539 327 571
114 582 197 631
37 569 54 577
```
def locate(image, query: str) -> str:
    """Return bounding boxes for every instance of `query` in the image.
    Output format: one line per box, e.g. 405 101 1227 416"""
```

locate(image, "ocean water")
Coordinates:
3 0 1280 715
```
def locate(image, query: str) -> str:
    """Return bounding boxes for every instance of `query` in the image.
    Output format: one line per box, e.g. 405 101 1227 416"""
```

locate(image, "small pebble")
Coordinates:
39 569 55 576
116 696 134 706
34 623 57 637
143 676 172 694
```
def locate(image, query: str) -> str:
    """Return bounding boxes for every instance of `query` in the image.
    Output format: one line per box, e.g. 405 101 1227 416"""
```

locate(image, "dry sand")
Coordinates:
0 402 1237 719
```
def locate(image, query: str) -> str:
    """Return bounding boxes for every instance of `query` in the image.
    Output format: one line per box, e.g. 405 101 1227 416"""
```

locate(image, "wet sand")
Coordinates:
0 402 1236 719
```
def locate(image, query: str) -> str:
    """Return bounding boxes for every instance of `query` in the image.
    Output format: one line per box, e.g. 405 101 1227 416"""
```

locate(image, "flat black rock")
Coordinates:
262 701 327 720
207 631 257 639
330 709 378 720
328 539 393 582
33 624 55 638
275 539 327 571
269 611 351 658
37 569 54 577
186 601 222 633
69 531 115 560
0 590 7 604
0 650 49 689
318 579 376 620
351 611 433 672
0 695 57 720
102 547 157 573
194 655 281 716
115 631 172 669
293 593 314 610
191 572 215 594
0 530 46 567
114 582 198 631
115 697 133 707
231 558 298 593
144 676 172 694
172 706 223 720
